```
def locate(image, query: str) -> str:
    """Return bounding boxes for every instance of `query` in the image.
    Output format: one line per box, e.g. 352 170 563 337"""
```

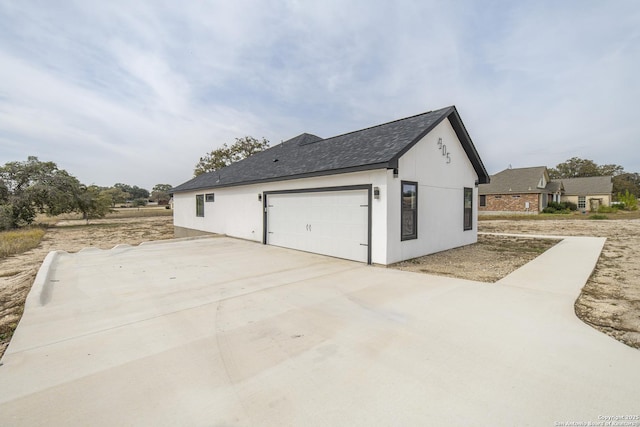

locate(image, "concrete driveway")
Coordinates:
1 236 638 426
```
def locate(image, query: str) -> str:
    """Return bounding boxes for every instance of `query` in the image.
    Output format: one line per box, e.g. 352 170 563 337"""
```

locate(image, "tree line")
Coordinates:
0 157 172 230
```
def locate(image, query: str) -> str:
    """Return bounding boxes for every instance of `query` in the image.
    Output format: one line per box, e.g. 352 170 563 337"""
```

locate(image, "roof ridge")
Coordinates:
316 106 453 144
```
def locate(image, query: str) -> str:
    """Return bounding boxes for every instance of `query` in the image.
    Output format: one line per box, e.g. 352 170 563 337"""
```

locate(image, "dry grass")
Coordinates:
479 209 640 221
36 206 173 225
0 228 46 259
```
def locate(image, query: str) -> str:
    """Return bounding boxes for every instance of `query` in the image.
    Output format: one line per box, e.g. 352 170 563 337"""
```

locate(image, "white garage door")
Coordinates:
266 189 369 263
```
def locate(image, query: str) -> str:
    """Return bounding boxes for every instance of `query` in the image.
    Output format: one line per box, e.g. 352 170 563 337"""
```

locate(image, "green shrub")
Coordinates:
546 201 577 212
542 207 556 214
616 190 638 211
597 205 618 213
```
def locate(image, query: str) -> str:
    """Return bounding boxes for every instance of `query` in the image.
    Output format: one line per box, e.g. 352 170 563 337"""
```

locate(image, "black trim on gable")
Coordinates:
176 162 390 193
390 107 453 163
389 106 489 185
448 107 490 184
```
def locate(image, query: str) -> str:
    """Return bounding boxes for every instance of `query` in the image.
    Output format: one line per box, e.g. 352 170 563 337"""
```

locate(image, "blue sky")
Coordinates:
0 0 638 190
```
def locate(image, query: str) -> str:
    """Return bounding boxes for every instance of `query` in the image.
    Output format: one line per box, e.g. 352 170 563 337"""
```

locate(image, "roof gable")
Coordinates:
479 166 550 194
173 106 489 192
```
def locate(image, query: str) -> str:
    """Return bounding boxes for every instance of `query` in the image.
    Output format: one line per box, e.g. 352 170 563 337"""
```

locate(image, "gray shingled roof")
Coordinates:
479 166 552 194
173 106 489 193
552 176 613 195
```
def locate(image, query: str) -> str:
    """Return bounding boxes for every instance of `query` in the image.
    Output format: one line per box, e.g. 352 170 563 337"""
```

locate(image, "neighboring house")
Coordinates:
552 176 613 212
478 166 562 214
172 106 489 265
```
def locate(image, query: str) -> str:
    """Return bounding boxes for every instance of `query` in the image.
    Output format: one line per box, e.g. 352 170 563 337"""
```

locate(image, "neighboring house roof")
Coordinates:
552 176 613 196
173 106 489 193
479 166 559 195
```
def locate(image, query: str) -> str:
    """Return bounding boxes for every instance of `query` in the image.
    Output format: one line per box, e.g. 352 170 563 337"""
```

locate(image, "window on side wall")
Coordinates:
463 187 473 231
196 194 205 217
401 181 418 241
578 196 586 209
479 195 486 207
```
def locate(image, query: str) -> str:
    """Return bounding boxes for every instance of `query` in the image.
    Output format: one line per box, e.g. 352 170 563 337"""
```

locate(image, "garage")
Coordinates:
264 186 371 263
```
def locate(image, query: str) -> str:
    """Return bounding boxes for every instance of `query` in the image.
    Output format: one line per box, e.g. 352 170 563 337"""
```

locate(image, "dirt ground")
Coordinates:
1 214 639 358
393 234 559 282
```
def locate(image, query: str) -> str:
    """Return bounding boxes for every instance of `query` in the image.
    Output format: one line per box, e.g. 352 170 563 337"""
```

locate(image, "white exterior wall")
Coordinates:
174 117 480 265
173 170 390 264
385 118 479 264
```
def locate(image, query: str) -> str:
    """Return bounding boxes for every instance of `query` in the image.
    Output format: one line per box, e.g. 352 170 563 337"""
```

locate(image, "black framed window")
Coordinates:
205 193 215 202
196 194 204 217
401 181 418 240
479 195 486 207
463 187 473 231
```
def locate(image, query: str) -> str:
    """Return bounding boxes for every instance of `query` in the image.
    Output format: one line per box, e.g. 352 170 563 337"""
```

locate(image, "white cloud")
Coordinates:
0 0 638 188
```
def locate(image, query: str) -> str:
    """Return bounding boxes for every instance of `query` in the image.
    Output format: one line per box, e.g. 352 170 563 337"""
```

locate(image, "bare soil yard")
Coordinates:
1 212 639 359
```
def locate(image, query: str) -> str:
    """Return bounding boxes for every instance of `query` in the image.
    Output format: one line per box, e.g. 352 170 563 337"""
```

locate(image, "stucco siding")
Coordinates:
562 194 611 211
173 170 389 264
386 118 479 264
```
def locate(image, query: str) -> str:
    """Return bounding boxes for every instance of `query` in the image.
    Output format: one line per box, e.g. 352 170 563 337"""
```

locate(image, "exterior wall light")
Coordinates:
374 187 380 199
258 193 262 202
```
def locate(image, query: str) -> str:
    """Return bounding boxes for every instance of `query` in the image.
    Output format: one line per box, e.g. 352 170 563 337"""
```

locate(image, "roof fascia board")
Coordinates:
389 107 453 164
447 107 490 184
389 106 490 184
172 162 390 193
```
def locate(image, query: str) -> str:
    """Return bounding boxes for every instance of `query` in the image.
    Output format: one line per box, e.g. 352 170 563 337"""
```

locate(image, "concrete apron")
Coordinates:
0 235 638 426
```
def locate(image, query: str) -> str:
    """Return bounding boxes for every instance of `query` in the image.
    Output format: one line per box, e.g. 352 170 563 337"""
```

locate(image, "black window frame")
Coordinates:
196 194 205 217
401 181 418 241
479 195 486 207
463 187 473 231
205 193 215 202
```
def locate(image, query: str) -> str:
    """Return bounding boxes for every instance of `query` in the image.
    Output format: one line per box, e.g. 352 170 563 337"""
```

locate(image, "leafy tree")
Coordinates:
132 198 148 207
0 157 82 229
101 187 131 207
151 184 172 202
613 173 640 198
194 136 270 176
114 183 149 200
598 164 624 177
548 157 599 178
76 185 113 222
549 157 625 179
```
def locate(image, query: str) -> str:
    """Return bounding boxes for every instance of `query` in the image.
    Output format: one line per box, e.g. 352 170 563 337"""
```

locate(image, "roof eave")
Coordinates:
171 162 391 193
388 106 490 184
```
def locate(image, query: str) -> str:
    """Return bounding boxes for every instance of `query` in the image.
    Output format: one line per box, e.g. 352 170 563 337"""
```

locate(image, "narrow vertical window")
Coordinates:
401 181 418 240
196 194 205 217
463 187 473 231
479 195 486 207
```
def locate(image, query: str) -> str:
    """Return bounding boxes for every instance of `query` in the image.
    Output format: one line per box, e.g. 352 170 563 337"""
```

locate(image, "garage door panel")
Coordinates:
266 190 369 263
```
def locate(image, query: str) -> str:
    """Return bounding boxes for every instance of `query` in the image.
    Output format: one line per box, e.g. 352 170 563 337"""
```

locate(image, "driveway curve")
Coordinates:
0 236 638 426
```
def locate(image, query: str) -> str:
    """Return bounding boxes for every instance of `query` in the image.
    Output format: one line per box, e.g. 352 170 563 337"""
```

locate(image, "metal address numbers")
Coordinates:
437 138 451 164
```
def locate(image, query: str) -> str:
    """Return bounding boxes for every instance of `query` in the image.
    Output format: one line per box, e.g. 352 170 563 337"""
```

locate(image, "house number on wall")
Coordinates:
437 138 451 164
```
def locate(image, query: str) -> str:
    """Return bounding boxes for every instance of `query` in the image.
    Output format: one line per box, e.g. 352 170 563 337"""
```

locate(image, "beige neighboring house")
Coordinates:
478 166 563 214
551 176 613 212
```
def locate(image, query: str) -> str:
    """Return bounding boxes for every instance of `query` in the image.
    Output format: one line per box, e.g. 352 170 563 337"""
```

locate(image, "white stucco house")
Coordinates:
172 106 489 265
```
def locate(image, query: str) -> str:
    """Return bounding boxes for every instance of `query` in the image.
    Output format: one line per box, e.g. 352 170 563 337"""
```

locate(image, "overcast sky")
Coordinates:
0 1 638 190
